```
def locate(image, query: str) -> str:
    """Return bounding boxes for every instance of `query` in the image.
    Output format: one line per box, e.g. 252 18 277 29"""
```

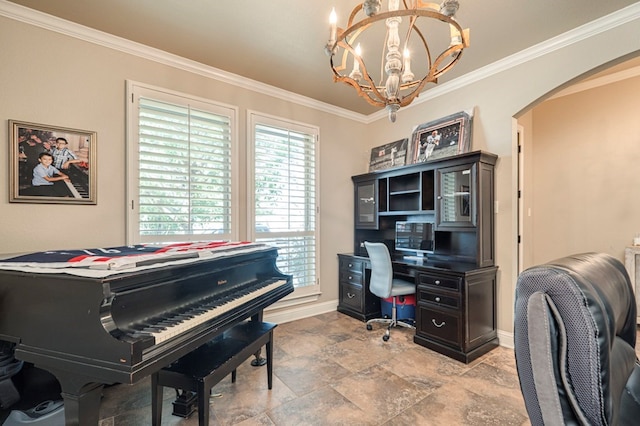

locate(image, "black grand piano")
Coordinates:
0 242 293 425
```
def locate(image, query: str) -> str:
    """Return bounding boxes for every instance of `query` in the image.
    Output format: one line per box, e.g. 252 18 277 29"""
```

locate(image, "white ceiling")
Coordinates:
6 0 640 115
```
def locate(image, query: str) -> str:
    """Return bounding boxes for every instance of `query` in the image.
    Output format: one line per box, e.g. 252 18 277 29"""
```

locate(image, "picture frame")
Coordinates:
368 138 409 172
9 120 97 204
409 110 473 164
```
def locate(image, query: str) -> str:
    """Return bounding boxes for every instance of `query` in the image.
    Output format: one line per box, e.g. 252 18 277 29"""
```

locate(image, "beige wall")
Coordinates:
526 75 640 266
0 16 367 309
1 8 640 340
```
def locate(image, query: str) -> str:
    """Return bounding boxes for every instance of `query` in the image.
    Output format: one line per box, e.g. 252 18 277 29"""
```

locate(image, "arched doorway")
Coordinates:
516 55 640 273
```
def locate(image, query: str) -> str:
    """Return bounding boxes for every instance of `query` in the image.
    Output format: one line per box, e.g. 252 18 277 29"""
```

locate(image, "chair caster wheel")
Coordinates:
382 335 389 342
366 324 372 331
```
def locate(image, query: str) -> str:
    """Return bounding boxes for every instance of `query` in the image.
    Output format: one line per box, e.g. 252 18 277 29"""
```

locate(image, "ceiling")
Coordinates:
6 0 640 115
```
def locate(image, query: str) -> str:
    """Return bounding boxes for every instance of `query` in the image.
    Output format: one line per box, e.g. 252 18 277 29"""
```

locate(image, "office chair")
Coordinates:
514 252 640 425
364 242 416 341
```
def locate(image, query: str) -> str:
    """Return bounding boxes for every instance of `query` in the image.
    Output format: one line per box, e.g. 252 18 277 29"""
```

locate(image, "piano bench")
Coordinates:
151 320 277 426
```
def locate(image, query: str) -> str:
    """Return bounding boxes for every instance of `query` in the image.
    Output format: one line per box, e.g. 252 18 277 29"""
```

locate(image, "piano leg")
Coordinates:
43 367 104 426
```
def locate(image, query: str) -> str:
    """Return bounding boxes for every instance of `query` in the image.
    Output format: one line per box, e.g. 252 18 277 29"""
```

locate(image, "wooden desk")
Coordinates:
338 253 498 363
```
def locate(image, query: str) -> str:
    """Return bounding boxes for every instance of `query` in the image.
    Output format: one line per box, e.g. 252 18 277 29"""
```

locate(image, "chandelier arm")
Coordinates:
347 3 364 28
405 16 432 70
429 44 466 78
331 42 389 107
339 9 465 46
333 74 387 108
337 9 465 75
332 25 370 72
392 53 465 109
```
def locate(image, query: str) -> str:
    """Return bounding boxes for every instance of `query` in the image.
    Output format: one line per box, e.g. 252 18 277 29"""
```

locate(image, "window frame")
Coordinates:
125 80 240 244
247 110 321 301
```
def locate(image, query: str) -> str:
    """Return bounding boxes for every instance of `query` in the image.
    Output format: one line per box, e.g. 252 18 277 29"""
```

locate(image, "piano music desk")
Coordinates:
151 321 277 426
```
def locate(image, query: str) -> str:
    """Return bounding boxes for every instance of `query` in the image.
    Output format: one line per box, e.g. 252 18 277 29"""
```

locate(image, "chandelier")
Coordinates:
325 0 469 122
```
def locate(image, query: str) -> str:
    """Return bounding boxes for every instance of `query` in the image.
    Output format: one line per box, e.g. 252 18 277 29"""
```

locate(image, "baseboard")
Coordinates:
264 299 338 324
497 329 514 349
264 299 516 352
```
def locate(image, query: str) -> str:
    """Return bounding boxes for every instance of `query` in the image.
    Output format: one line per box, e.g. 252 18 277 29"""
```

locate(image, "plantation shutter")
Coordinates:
253 122 317 289
137 96 233 240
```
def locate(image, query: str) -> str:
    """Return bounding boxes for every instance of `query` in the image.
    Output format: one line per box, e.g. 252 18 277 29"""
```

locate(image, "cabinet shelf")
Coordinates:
389 189 420 196
379 210 435 216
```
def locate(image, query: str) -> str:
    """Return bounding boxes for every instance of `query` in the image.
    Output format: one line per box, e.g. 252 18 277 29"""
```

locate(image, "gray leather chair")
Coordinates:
364 242 415 341
514 252 640 425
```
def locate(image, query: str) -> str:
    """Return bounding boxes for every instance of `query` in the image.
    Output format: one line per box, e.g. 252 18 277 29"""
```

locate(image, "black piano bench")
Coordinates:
151 321 277 426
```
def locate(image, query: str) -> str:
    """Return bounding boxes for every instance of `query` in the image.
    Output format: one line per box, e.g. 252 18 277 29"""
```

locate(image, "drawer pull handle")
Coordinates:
435 297 441 302
348 263 353 268
348 276 353 280
432 319 446 328
435 280 441 285
347 293 356 299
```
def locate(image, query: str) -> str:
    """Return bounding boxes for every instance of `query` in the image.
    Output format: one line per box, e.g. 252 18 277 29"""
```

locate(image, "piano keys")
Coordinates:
0 242 293 425
63 163 89 199
63 180 82 198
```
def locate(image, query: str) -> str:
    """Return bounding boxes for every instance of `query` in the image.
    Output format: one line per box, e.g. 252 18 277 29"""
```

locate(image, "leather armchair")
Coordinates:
514 252 640 425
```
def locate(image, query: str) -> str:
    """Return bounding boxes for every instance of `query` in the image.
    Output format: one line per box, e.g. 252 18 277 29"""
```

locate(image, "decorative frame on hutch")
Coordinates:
409 110 473 164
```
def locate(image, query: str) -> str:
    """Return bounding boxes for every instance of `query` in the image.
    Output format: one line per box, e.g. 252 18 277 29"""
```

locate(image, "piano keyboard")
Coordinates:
64 180 82 198
129 279 287 345
64 166 90 198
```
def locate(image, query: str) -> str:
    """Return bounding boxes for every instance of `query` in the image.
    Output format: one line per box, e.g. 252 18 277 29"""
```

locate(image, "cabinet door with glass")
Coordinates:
436 163 476 228
354 179 379 229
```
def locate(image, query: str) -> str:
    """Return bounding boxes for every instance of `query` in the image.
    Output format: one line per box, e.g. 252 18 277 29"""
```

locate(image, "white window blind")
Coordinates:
127 83 236 243
250 116 318 290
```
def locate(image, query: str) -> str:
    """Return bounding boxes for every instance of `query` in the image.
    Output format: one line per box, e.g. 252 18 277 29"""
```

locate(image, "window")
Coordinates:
126 82 238 243
248 112 319 296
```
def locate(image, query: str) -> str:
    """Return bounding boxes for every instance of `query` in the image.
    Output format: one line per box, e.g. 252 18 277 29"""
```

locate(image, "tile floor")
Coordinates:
97 312 532 425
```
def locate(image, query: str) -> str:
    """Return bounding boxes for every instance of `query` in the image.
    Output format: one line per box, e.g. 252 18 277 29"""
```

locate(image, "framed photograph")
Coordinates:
368 138 409 172
409 110 473 164
9 120 97 204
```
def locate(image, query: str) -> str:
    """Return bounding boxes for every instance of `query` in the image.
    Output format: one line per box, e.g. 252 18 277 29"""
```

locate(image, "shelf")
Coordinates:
389 189 420 196
388 173 420 193
380 210 434 216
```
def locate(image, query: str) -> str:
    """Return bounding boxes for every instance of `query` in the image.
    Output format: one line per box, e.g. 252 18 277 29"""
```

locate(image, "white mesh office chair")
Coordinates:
364 242 416 341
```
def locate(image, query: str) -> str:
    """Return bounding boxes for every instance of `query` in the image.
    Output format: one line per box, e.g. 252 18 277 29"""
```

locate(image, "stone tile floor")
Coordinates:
98 311 532 425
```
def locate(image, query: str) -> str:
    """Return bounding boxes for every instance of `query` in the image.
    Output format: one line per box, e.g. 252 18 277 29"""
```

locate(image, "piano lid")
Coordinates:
0 241 275 278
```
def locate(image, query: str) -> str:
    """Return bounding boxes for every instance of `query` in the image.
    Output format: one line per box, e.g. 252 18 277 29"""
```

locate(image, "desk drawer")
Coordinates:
340 257 365 274
418 273 461 292
340 282 363 311
417 306 460 348
418 288 459 309
340 270 363 286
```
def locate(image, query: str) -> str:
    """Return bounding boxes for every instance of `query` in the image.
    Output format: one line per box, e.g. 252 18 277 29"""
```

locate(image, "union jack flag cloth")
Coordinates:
0 241 271 277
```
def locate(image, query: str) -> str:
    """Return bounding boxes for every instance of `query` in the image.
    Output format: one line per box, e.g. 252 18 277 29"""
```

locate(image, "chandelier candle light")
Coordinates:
325 0 469 122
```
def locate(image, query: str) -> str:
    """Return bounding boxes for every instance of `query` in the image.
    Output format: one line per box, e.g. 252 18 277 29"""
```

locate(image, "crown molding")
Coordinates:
373 2 640 122
2 0 639 125
0 0 370 124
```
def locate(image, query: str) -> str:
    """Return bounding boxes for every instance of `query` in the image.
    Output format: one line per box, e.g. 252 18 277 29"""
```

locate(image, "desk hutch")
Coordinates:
338 151 498 363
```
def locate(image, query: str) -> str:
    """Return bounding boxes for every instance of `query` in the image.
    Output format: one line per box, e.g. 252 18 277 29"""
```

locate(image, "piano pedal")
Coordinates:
250 349 267 366
250 356 267 366
171 389 197 418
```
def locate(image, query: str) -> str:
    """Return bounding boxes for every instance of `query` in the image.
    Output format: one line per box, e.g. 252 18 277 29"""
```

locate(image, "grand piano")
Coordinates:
0 242 293 425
